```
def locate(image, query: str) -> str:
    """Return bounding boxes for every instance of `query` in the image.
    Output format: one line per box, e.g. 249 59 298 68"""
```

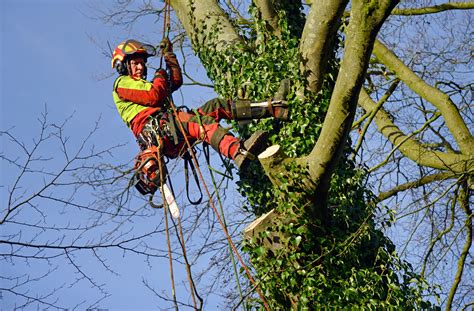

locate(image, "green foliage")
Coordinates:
243 161 435 310
196 2 324 214
194 3 435 310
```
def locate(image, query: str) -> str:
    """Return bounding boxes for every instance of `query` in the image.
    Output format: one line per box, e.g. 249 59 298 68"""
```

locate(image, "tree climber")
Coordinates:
111 39 288 174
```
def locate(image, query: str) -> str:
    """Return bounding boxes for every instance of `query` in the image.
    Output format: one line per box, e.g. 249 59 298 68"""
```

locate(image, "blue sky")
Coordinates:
1 0 216 142
2 0 470 310
1 0 231 310
2 0 127 143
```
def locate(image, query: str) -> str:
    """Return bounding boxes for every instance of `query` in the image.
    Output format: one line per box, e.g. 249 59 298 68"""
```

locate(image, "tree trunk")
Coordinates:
170 0 241 51
300 0 349 93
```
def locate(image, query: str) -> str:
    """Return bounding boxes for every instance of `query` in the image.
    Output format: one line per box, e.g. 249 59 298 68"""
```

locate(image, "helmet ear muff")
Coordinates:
143 57 148 78
115 60 128 76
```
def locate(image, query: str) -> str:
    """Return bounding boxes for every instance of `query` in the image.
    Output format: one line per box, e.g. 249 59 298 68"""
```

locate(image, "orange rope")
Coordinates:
158 2 201 309
167 97 270 310
155 144 179 310
160 0 269 309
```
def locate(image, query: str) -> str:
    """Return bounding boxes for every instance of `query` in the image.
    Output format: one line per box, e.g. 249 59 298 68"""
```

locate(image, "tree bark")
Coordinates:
259 145 293 187
254 0 281 37
299 0 349 93
306 0 399 202
170 0 242 51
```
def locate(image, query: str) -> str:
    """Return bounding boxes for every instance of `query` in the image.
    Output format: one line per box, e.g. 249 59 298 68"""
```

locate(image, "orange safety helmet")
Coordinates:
111 39 156 76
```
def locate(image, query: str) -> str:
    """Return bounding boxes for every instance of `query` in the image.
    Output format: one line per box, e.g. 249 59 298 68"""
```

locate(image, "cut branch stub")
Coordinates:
258 145 291 187
243 209 283 251
243 208 295 256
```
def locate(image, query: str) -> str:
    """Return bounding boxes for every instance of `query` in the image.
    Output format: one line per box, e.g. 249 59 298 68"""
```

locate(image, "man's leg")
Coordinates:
196 95 290 122
231 99 289 121
179 111 268 169
182 112 239 158
233 79 290 121
196 98 233 121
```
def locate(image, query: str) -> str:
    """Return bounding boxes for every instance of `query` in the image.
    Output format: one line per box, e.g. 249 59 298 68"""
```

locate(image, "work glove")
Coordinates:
154 68 168 80
159 38 173 54
163 53 182 92
164 52 179 69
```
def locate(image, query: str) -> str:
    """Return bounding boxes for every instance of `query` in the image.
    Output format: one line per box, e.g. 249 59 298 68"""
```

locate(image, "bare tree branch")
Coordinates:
358 88 473 173
392 2 474 16
378 171 457 201
372 39 474 155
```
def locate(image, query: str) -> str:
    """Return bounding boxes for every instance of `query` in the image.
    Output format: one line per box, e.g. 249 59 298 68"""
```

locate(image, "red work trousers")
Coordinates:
141 98 240 159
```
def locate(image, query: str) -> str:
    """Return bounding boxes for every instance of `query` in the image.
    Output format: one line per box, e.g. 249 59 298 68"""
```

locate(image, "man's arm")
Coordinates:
164 52 183 92
115 75 169 107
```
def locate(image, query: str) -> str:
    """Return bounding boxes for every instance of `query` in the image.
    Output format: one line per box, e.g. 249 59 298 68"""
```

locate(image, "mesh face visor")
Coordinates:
122 40 156 57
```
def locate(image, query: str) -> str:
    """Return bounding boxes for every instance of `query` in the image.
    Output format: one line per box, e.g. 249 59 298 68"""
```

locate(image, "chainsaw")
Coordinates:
133 146 165 195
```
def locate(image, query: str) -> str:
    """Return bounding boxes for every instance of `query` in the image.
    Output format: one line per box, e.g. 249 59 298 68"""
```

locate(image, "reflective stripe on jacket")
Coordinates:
112 75 169 128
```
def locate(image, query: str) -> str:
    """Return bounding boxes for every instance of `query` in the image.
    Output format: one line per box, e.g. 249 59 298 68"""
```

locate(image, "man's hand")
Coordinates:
164 52 179 69
154 68 168 80
160 38 173 54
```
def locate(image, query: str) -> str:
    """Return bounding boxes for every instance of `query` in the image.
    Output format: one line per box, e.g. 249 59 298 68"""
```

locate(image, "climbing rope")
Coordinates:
203 145 246 310
153 142 179 310
153 1 269 309
163 199 179 310
166 96 270 310
153 3 203 309
160 0 172 69
137 111 201 309
166 176 202 309
168 201 202 309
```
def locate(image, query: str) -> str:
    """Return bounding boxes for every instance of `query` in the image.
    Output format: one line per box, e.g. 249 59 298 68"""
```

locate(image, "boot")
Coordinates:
233 130 269 170
232 99 289 121
231 79 290 122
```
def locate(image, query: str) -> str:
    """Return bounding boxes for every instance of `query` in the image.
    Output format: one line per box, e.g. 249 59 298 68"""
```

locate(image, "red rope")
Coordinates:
160 1 269 309
167 96 270 310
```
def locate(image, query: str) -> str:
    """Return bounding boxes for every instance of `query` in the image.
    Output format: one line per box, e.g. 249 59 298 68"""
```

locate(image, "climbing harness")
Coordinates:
134 110 204 205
